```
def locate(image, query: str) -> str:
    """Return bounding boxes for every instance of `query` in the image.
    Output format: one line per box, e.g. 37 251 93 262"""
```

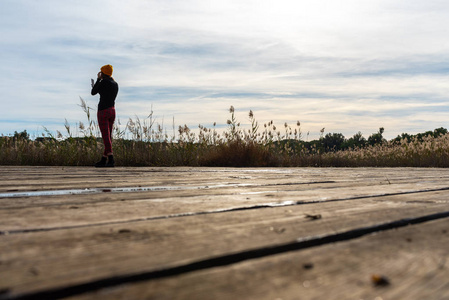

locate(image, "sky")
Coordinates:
1 0 449 140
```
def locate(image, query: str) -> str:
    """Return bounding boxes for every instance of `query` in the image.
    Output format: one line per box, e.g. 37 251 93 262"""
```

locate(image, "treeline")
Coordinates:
3 126 449 167
284 127 449 153
7 127 449 153
3 102 449 167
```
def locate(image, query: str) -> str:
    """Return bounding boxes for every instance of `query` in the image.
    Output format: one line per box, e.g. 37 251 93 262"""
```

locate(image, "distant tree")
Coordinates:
301 139 323 153
368 127 385 146
393 127 448 144
344 131 367 149
416 127 448 140
433 127 448 137
13 130 30 141
321 133 346 151
393 132 412 144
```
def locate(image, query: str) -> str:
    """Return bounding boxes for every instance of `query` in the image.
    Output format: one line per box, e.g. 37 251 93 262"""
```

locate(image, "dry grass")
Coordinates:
1 99 449 167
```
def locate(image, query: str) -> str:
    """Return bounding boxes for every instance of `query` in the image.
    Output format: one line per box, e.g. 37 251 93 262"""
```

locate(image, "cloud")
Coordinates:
1 0 449 140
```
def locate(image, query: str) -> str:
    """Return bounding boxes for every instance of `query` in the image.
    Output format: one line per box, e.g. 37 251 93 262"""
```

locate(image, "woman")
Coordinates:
91 64 119 167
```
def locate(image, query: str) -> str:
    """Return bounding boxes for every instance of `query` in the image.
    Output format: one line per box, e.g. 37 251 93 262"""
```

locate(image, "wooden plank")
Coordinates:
2 166 449 198
69 218 449 300
1 182 449 232
2 165 449 232
1 166 449 193
1 195 448 297
3 178 448 213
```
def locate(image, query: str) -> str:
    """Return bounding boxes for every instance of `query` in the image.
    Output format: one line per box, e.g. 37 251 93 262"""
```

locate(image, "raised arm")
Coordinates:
91 72 103 95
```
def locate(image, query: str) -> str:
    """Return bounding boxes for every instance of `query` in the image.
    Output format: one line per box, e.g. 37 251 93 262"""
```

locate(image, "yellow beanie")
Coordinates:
101 64 113 76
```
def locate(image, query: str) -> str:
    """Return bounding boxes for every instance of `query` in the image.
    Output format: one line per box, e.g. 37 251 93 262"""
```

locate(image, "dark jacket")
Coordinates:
91 76 119 110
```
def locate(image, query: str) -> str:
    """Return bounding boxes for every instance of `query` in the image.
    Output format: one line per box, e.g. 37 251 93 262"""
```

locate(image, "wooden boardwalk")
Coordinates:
0 166 448 300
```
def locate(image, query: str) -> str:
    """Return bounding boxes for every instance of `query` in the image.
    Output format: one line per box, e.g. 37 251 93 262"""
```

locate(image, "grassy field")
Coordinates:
2 101 449 167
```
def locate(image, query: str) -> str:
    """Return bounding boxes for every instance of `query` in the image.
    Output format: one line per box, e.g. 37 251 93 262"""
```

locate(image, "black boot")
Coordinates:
106 155 115 167
94 156 107 168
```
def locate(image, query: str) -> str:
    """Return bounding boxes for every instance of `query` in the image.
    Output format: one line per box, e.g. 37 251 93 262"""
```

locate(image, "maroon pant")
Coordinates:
97 107 116 156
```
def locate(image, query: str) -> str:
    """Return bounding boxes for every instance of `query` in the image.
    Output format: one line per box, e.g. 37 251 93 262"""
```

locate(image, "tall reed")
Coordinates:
1 100 449 167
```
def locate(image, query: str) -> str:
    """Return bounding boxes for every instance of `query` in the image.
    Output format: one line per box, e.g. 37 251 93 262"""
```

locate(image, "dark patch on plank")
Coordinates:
371 274 390 287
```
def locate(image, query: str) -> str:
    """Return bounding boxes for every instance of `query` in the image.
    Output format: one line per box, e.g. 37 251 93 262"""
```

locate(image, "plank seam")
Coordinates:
2 210 449 300
0 182 335 199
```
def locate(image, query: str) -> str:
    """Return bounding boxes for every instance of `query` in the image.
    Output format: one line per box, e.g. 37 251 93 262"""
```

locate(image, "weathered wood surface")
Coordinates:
0 166 448 300
68 218 448 300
